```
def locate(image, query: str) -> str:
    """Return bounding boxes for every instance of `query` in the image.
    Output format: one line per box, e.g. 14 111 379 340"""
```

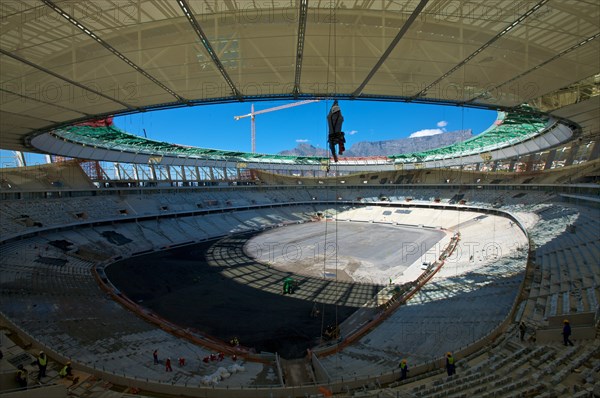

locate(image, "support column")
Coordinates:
181 166 187 184
148 164 156 181
114 163 122 180
544 149 557 170
525 154 535 172
14 151 26 167
564 145 579 167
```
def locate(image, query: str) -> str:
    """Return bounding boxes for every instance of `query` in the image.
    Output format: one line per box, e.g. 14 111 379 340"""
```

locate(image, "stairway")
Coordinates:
281 358 314 386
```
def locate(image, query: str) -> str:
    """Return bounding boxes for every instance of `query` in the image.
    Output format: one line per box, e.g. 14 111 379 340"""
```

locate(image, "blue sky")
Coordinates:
114 100 497 154
1 100 496 167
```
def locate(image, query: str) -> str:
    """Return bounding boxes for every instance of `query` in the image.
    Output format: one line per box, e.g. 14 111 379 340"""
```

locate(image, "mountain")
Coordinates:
279 143 328 157
278 130 473 157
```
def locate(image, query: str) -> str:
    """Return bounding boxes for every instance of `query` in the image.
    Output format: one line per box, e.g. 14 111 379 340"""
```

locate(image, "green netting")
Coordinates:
56 125 326 164
388 107 549 163
54 105 550 165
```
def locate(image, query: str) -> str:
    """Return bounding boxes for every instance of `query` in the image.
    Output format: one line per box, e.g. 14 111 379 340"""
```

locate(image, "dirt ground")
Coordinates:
246 221 445 284
105 238 358 359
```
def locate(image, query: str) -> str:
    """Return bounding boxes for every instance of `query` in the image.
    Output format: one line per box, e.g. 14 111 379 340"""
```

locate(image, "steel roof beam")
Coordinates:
0 48 136 110
293 0 309 97
177 0 242 100
466 32 600 104
0 87 90 117
414 0 550 99
351 0 429 98
41 0 188 104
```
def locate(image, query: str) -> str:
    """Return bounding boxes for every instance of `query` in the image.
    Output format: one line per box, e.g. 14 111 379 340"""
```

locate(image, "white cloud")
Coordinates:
437 120 448 128
347 130 358 135
409 128 444 138
296 139 309 143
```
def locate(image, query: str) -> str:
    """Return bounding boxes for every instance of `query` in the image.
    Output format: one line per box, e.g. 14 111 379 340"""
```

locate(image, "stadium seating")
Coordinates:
0 186 598 397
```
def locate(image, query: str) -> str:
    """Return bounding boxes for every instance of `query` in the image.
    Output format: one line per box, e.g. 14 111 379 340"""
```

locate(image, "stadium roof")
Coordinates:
31 106 572 171
1 0 599 154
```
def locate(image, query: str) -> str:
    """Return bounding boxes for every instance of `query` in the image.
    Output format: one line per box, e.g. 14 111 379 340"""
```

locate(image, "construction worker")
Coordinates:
283 277 295 294
165 357 172 372
58 360 80 384
445 352 456 376
324 324 340 340
15 364 27 389
327 100 345 162
311 302 321 318
399 359 409 380
59 361 72 378
562 319 574 346
519 321 527 341
37 351 47 379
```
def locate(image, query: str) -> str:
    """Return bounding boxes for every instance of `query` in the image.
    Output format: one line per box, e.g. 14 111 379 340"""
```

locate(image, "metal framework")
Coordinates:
27 105 576 173
0 1 598 162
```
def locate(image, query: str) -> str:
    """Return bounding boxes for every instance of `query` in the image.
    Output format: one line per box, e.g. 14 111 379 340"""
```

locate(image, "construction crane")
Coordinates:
234 99 320 153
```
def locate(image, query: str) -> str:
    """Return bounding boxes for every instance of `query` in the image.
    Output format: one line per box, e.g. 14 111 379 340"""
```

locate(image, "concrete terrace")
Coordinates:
0 187 598 397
